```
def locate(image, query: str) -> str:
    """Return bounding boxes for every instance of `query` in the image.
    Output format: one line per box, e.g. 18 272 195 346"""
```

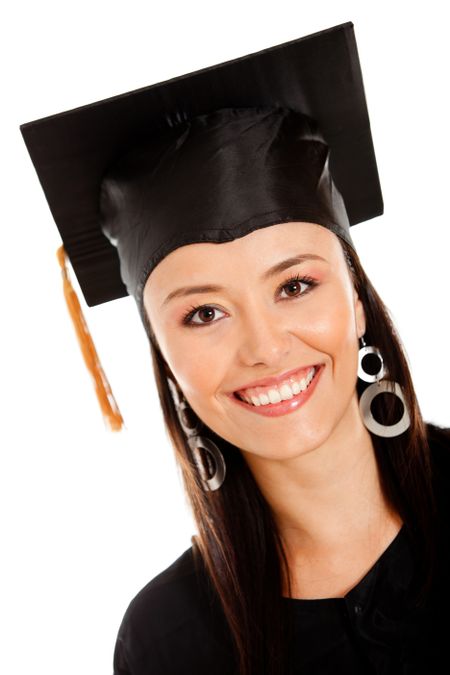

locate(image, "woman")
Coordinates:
103 106 450 674
19 22 450 675
112 215 450 675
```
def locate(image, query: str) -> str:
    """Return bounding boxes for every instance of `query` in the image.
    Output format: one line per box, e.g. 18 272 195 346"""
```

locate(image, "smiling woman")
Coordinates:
137 217 449 674
143 220 361 446
19 20 450 675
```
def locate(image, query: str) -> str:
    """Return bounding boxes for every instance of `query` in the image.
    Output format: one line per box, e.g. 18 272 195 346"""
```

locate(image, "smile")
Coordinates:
228 364 324 417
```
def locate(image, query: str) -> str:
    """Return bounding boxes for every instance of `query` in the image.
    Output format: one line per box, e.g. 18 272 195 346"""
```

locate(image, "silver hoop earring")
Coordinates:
357 335 411 437
166 377 226 491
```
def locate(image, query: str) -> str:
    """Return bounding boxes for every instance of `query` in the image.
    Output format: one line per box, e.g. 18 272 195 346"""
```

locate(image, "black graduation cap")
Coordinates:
19 20 383 432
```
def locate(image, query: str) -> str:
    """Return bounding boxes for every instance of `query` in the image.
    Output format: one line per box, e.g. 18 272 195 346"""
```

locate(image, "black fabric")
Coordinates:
19 21 383 313
98 106 356 329
112 422 450 675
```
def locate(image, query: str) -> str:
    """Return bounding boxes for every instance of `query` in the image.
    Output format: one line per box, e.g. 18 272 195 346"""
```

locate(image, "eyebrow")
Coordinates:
161 253 327 307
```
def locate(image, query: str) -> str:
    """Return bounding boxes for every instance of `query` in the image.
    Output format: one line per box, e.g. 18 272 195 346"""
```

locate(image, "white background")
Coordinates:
3 1 449 673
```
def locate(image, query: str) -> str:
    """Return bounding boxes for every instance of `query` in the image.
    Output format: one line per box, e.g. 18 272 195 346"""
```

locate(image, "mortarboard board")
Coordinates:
19 20 383 432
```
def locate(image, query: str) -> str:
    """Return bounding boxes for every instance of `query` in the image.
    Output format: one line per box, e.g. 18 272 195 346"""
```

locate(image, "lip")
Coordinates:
227 364 324 418
231 362 323 395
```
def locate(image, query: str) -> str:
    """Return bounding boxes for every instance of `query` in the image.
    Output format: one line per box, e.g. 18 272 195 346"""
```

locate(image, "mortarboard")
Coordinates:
19 21 383 432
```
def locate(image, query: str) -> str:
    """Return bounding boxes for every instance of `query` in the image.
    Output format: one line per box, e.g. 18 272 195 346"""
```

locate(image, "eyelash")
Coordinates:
181 274 318 328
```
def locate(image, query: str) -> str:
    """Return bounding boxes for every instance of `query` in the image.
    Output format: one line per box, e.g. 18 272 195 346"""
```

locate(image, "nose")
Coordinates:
236 303 292 366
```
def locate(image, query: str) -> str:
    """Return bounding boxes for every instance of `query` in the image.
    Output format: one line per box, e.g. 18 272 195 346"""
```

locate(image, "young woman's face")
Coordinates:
143 221 366 460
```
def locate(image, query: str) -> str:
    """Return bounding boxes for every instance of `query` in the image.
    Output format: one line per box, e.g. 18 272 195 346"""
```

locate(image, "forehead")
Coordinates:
144 221 339 300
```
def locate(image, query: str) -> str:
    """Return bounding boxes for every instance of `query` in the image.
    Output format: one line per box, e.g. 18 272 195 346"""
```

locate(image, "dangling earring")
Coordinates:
357 335 411 437
166 377 226 491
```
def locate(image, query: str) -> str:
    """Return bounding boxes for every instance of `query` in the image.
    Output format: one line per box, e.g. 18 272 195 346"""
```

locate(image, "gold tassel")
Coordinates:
56 245 125 432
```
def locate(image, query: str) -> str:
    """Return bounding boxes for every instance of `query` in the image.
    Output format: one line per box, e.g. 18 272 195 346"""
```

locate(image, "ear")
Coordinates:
353 286 366 339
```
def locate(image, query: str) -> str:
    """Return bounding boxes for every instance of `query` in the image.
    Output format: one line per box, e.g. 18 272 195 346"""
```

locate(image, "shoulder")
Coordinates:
120 545 205 640
426 420 450 448
426 421 450 468
425 421 450 510
113 545 235 674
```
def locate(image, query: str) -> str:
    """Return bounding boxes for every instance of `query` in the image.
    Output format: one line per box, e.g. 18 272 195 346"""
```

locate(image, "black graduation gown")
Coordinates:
112 422 450 675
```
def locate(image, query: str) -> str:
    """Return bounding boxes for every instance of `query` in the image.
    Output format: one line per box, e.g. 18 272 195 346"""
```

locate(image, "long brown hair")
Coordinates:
141 236 439 675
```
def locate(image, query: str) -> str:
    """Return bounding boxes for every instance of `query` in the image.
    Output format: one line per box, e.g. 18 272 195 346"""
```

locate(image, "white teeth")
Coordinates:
291 380 301 395
279 383 294 400
238 366 317 407
268 389 282 404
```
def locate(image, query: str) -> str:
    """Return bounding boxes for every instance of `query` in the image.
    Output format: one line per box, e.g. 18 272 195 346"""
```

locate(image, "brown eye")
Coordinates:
197 307 215 323
182 304 226 326
182 274 318 328
278 274 316 300
283 279 303 296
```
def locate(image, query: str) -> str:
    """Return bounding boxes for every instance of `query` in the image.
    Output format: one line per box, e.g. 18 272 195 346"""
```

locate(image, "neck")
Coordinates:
244 394 399 557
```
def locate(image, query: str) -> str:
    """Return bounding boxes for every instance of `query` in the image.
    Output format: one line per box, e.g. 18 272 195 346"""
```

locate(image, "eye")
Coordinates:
181 304 226 327
278 274 316 300
181 273 318 328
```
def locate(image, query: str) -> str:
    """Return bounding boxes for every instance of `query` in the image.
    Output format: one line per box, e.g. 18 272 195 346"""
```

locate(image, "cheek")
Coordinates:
162 336 225 403
293 286 356 355
320 293 360 384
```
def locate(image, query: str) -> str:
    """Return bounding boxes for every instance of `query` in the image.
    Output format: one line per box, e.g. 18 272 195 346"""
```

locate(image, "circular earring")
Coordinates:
357 335 411 437
166 377 226 491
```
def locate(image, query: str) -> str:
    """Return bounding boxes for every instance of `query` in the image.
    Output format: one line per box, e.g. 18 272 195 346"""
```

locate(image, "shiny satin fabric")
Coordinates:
20 23 383 312
99 106 356 330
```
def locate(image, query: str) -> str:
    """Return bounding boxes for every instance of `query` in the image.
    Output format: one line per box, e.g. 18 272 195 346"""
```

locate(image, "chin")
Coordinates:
241 424 330 461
